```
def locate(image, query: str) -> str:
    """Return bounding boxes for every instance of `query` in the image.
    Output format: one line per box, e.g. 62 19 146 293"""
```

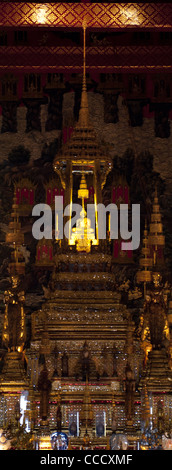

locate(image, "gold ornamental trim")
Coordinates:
0 4 172 29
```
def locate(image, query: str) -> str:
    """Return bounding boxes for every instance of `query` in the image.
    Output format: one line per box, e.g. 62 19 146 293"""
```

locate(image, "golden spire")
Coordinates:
6 189 25 276
6 191 24 246
78 21 90 128
136 219 153 295
53 20 112 169
78 172 89 210
148 186 165 265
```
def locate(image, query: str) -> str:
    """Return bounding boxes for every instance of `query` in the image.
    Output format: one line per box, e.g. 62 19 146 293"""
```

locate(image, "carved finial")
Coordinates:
148 185 165 266
78 21 89 127
83 20 87 91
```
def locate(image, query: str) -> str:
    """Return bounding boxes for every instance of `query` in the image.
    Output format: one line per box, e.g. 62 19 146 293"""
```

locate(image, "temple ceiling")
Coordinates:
0 3 172 29
0 3 172 72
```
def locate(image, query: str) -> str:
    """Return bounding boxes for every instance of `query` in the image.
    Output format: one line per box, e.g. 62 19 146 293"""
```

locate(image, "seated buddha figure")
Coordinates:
70 207 95 253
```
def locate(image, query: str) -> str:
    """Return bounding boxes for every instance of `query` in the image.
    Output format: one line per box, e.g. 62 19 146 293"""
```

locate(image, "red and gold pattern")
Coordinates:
15 178 36 215
0 3 171 29
0 3 172 73
0 45 171 72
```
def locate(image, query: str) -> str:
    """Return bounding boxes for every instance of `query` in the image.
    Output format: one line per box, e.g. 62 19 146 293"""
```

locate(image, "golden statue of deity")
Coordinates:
2 274 26 352
139 271 170 355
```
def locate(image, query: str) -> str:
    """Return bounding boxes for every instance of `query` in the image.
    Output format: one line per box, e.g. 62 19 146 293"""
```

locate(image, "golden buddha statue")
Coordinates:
70 173 96 252
70 207 96 253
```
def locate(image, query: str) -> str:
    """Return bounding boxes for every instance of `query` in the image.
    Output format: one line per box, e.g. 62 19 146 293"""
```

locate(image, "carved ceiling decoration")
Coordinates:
0 3 172 29
0 45 172 72
0 4 172 72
